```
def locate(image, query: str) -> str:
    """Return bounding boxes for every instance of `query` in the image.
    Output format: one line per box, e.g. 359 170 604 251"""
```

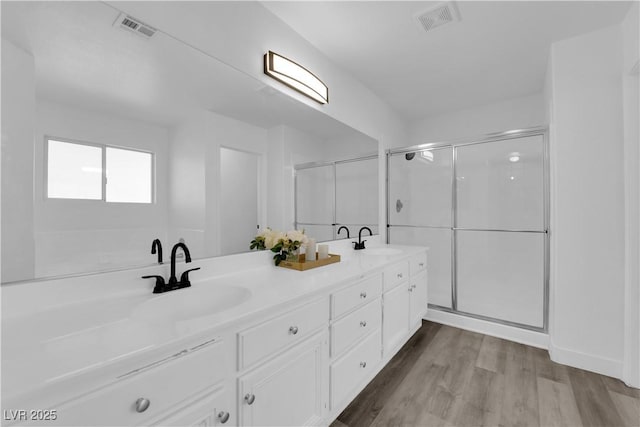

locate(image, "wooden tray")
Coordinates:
278 253 341 271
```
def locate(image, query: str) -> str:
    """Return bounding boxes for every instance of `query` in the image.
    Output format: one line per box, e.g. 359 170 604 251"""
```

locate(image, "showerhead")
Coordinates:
405 152 416 161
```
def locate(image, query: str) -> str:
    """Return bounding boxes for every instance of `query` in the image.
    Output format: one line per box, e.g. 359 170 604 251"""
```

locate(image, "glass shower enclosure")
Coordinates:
295 155 379 241
387 128 548 331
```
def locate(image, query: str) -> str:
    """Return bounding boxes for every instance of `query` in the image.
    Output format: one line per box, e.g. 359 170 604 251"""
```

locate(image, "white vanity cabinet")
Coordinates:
382 276 410 355
41 339 233 427
382 252 428 357
237 332 327 427
236 297 329 427
7 246 429 427
409 270 428 328
328 273 383 413
152 385 231 426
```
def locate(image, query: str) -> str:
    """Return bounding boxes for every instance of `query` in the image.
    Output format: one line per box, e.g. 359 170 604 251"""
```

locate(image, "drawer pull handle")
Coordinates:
218 411 230 423
419 262 425 267
245 394 256 405
360 292 367 299
135 397 151 413
408 287 413 292
360 361 367 368
397 273 403 278
289 326 299 335
412 284 417 289
360 320 367 327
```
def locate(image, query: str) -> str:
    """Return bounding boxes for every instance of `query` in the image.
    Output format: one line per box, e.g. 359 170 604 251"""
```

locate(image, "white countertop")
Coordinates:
1 240 426 408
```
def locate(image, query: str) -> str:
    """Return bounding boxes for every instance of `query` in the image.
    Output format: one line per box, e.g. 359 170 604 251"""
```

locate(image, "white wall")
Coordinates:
169 110 268 259
168 112 208 257
110 1 407 149
33 100 170 277
407 93 545 146
1 40 35 282
220 148 259 255
547 25 626 378
621 2 639 388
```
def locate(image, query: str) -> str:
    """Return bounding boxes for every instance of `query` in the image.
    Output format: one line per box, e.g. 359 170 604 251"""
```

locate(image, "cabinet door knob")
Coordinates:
360 361 367 368
412 284 417 289
360 292 367 298
289 326 299 335
135 397 151 413
217 411 230 423
244 394 256 405
408 287 413 292
397 273 403 279
360 321 367 327
419 262 425 267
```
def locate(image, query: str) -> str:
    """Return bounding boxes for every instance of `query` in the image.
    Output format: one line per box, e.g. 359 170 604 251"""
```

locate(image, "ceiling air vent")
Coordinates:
416 1 461 33
114 13 157 39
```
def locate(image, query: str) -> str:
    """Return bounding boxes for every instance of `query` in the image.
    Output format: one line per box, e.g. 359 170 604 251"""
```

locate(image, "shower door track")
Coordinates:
386 126 549 333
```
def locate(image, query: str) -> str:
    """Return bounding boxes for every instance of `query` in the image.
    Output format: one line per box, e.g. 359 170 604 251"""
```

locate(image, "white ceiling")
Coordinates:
263 1 632 121
1 1 368 140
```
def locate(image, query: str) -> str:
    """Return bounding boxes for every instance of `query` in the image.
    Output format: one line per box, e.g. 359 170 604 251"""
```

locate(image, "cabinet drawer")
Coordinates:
383 260 409 292
330 329 381 410
331 274 382 320
238 298 328 370
410 252 427 276
52 340 226 426
331 298 381 358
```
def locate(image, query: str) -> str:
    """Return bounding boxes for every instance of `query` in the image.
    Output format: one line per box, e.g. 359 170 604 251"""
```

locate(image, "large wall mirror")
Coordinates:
1 1 378 284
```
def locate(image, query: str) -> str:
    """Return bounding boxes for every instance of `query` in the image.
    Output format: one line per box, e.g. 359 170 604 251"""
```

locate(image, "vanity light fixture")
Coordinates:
264 51 328 104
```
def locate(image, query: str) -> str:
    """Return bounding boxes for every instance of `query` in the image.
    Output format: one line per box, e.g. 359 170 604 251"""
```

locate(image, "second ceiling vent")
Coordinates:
416 1 461 33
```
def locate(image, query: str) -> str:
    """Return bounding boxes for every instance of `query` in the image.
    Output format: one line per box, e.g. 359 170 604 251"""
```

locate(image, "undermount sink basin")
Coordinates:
363 247 404 256
132 285 252 322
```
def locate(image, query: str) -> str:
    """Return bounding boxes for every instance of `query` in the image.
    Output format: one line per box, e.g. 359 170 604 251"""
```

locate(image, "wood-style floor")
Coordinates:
331 321 640 427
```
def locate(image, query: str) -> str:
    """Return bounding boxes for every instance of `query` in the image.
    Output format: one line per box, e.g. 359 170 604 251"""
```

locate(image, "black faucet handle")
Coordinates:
180 267 200 284
142 275 166 293
352 240 367 250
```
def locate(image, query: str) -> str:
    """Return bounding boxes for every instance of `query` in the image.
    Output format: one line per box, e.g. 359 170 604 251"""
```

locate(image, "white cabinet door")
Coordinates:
153 386 232 427
238 332 327 427
409 271 428 328
382 283 410 355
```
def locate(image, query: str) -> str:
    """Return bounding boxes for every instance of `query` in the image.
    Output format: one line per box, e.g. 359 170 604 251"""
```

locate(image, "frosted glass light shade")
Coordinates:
264 51 328 104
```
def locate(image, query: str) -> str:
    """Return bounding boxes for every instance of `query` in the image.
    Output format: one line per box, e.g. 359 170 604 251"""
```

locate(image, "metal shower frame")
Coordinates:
386 126 550 333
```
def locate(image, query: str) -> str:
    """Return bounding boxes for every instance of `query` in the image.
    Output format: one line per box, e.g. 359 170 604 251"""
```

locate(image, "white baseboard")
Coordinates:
549 342 623 379
424 309 549 349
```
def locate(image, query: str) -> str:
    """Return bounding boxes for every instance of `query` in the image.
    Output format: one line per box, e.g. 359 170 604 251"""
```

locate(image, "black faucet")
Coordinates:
151 239 163 264
353 227 373 250
337 226 350 239
142 242 200 293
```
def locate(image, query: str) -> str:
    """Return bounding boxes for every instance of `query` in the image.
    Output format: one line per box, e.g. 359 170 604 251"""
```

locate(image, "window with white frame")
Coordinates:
46 138 153 204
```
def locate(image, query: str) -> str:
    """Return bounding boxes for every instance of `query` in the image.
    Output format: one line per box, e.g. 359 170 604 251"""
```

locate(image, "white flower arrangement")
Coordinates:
250 228 309 265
